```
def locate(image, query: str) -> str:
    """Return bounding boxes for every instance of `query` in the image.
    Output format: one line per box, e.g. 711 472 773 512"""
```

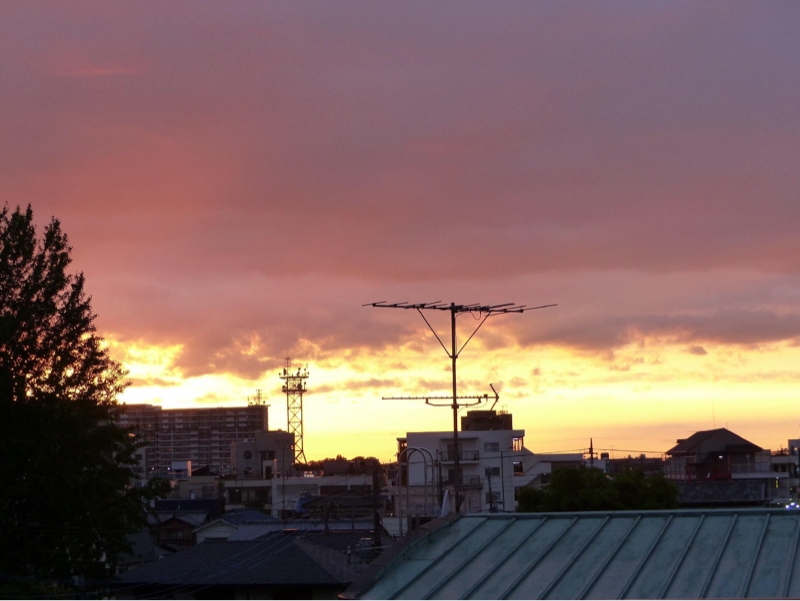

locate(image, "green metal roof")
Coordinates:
346 509 800 599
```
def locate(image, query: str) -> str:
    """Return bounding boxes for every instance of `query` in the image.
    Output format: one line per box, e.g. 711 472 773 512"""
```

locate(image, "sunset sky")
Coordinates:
4 2 800 461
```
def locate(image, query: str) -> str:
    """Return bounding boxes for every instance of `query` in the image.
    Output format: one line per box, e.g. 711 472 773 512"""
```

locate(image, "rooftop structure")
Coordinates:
461 409 513 431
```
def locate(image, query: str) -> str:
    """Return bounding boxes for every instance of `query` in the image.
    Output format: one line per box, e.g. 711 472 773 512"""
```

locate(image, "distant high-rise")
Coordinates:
119 403 269 477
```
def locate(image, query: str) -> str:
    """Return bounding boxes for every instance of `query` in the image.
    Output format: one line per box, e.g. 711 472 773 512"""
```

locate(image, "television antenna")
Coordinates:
364 300 555 512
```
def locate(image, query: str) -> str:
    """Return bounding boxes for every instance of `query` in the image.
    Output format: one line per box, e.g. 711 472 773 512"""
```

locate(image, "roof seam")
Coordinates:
740 513 770 598
387 516 489 599
458 517 549 600
698 514 738 599
537 516 611 600
782 515 800 597
617 515 673 600
424 517 518 599
577 515 641 600
500 516 579 599
656 513 705 600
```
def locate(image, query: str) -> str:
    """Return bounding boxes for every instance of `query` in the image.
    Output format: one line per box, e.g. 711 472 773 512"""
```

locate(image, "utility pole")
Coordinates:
500 450 506 512
365 300 555 513
486 467 494 512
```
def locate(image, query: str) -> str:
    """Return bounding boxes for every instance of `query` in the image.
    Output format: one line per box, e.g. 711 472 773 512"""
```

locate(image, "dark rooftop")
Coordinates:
116 530 372 588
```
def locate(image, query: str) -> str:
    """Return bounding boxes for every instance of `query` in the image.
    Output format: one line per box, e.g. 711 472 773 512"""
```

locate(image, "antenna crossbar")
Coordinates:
367 300 555 514
365 301 556 314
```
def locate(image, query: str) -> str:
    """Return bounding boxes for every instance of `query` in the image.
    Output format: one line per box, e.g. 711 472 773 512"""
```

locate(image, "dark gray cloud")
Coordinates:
516 309 800 353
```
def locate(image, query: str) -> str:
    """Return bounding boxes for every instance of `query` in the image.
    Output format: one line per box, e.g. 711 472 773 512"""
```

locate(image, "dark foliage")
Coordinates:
300 455 383 476
517 465 679 513
0 205 169 586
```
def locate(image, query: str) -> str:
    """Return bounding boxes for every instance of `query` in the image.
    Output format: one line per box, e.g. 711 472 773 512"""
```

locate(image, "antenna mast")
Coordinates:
280 357 309 466
365 300 555 513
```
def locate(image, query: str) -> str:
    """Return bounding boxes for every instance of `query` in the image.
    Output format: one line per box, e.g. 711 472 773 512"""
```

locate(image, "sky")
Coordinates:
3 1 800 461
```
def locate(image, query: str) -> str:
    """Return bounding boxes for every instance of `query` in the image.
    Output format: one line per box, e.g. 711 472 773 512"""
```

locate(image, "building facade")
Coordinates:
229 430 295 480
120 403 269 477
396 410 526 514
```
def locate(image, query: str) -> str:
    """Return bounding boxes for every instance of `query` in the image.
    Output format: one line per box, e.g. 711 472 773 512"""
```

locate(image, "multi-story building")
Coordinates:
396 410 526 515
230 430 295 479
119 402 269 477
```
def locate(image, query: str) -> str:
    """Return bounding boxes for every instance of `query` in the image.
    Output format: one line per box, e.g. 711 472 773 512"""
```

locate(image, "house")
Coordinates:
664 428 768 481
665 428 790 506
148 511 209 549
193 508 275 544
344 508 800 599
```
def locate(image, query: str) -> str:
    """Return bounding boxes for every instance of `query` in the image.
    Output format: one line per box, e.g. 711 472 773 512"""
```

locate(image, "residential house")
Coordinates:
665 428 790 506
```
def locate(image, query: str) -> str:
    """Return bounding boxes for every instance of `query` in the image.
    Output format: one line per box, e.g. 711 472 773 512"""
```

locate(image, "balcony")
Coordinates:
442 450 480 463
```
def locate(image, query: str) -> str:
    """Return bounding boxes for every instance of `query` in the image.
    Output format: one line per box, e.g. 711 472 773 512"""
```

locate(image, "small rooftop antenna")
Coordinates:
365 300 555 512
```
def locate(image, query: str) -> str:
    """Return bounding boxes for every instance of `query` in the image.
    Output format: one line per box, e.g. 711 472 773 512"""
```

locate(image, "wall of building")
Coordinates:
399 429 526 514
119 403 270 477
230 430 294 479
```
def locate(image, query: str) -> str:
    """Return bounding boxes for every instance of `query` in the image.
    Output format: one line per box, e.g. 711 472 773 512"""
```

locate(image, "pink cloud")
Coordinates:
2 2 800 380
58 66 143 77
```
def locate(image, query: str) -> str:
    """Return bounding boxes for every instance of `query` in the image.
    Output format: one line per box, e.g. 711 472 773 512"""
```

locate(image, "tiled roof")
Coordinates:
666 428 762 456
116 530 371 587
346 508 800 599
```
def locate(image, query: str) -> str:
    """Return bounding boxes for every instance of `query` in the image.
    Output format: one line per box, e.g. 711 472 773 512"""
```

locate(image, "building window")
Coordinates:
484 442 500 453
513 461 523 476
485 467 500 477
512 437 523 452
485 491 501 504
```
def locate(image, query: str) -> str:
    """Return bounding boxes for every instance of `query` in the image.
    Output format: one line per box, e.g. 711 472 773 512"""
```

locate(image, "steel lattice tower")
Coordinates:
280 357 308 465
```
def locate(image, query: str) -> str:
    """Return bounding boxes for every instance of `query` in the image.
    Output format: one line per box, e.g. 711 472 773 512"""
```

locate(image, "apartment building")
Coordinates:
396 410 526 514
119 403 269 477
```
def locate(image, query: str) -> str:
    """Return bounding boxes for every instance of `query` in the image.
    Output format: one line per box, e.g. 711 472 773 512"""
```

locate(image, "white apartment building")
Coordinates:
396 411 526 514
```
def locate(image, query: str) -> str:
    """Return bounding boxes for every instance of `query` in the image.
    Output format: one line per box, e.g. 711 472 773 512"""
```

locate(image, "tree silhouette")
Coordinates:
0 205 168 588
517 466 678 513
